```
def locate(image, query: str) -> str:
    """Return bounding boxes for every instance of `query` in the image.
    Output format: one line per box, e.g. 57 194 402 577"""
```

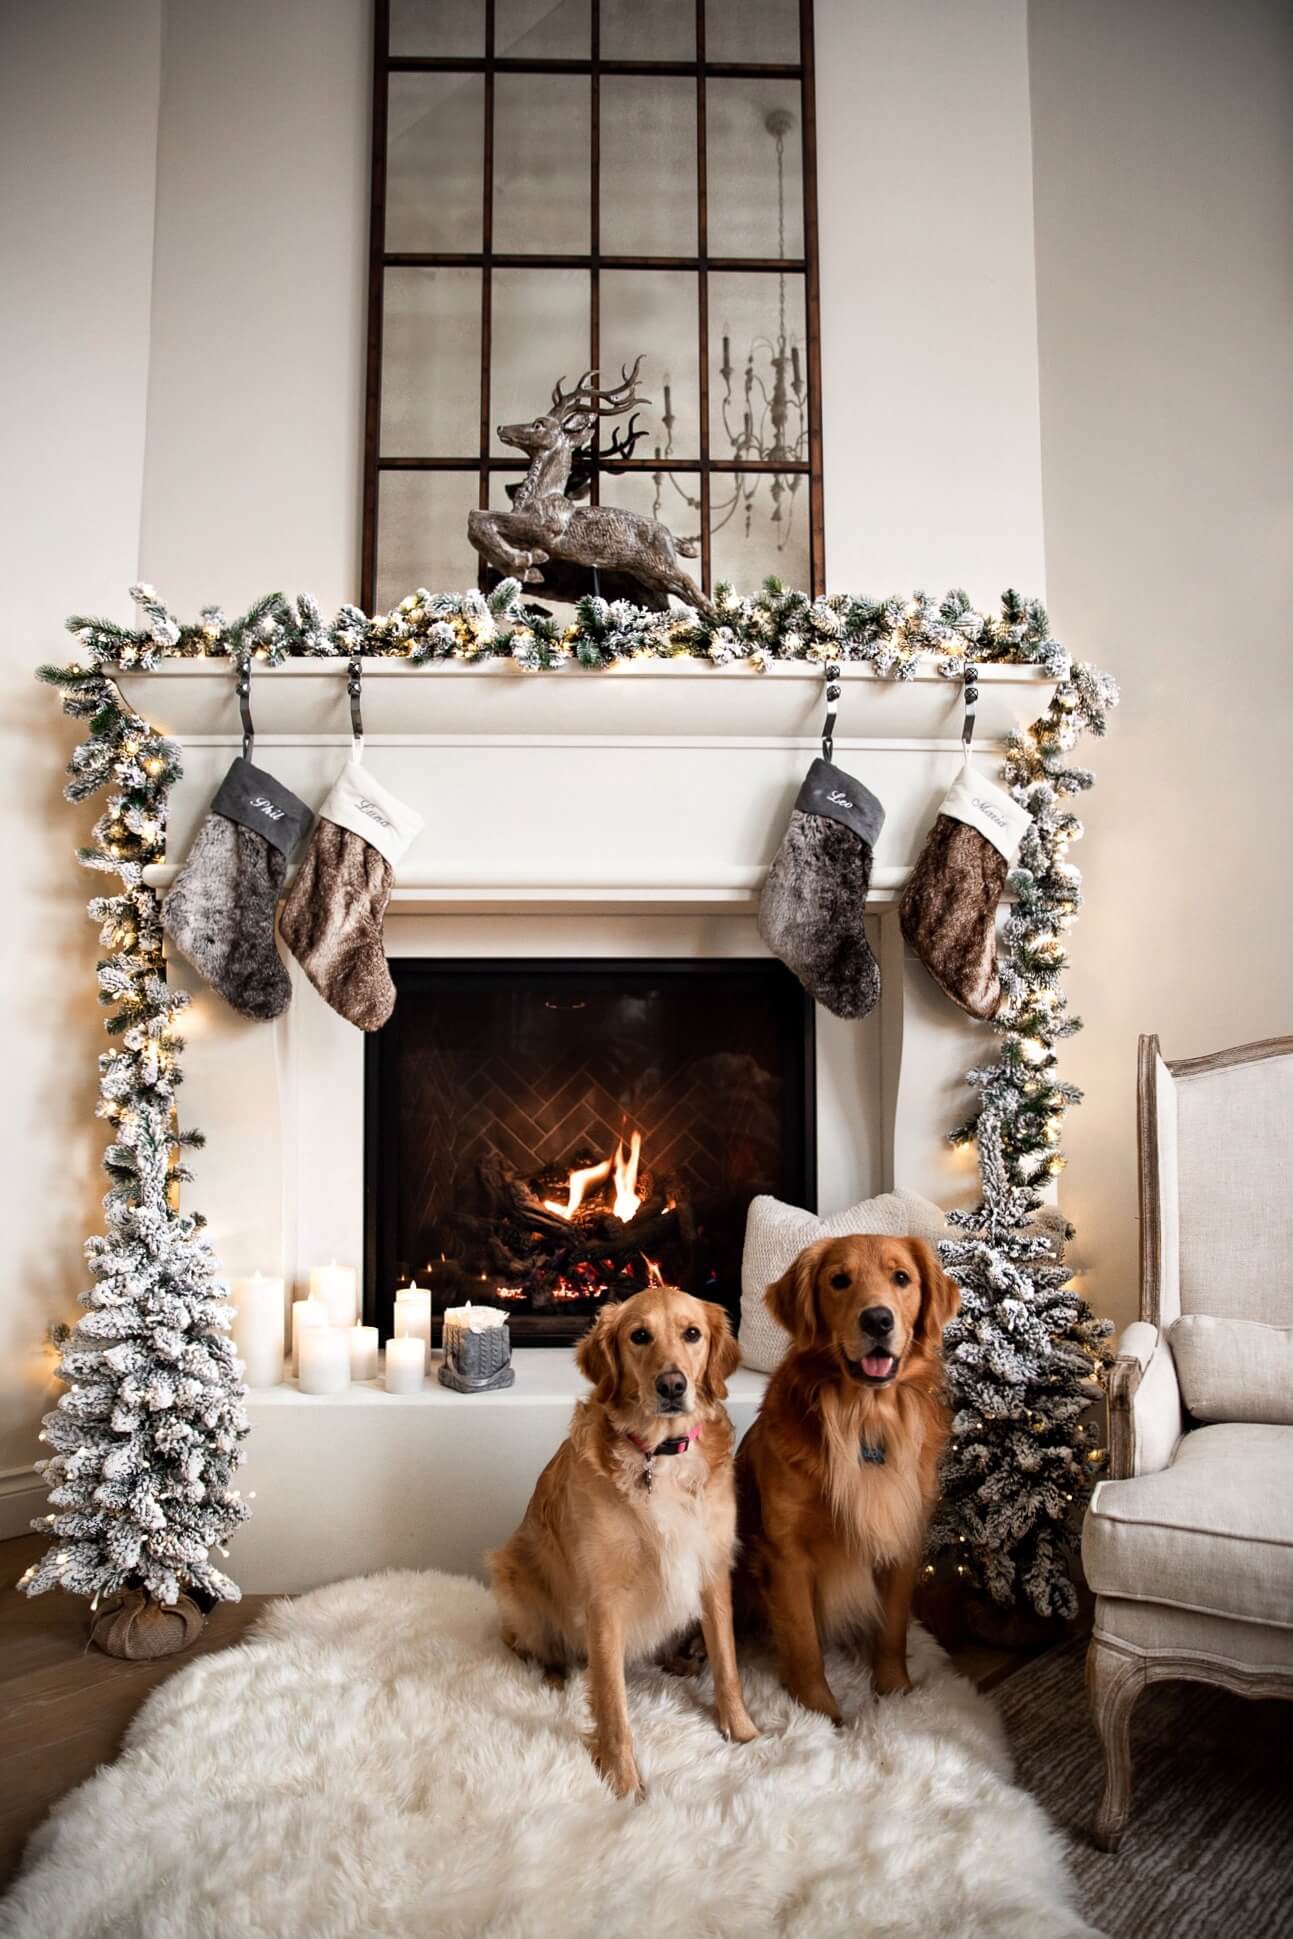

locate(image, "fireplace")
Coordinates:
364 960 815 1344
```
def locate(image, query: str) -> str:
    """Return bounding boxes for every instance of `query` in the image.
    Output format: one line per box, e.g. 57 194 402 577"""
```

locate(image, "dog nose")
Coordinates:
861 1306 894 1339
655 1367 688 1406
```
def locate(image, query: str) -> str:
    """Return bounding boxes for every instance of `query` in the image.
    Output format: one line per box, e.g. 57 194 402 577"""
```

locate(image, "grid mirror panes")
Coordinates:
364 0 823 609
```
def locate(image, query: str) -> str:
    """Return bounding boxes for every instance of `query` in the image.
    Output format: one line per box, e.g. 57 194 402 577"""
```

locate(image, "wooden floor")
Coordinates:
0 1534 272 1889
0 1532 1038 1893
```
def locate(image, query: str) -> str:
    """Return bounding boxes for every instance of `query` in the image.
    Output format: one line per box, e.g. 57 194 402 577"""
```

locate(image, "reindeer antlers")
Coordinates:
550 354 648 422
603 411 648 463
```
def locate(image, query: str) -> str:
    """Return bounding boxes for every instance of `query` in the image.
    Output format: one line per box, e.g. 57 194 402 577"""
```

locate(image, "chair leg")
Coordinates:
1086 1637 1146 1852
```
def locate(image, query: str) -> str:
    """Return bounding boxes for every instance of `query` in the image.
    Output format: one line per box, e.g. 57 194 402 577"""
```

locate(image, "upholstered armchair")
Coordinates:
1082 1035 1293 1849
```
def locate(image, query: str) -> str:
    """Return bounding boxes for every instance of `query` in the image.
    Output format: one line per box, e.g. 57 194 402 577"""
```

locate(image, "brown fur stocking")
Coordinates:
899 762 1031 1021
279 760 422 1032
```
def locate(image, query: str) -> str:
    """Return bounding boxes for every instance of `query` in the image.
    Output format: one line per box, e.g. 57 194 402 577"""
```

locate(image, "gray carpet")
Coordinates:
995 1637 1292 1939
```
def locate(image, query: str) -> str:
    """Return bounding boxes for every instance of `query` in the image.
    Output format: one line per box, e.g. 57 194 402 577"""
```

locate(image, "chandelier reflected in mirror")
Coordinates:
653 106 808 569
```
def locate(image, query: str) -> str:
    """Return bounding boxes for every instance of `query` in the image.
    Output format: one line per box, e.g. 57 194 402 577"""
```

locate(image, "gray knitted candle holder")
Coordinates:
438 1320 515 1393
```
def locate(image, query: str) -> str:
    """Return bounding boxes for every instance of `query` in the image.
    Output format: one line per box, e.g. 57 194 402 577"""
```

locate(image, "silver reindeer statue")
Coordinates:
467 357 712 614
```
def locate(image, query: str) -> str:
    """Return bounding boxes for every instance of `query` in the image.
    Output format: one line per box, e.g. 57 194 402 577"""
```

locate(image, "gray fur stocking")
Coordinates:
162 757 312 1022
757 757 885 1020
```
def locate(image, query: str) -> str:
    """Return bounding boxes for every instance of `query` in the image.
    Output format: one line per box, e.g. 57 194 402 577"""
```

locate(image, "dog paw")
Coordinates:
790 1685 842 1727
591 1744 644 1802
871 1662 914 1698
721 1710 761 1745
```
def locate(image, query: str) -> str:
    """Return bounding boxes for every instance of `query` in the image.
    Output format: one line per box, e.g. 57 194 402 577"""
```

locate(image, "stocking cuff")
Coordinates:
211 757 313 858
794 757 885 846
318 760 423 867
938 762 1031 862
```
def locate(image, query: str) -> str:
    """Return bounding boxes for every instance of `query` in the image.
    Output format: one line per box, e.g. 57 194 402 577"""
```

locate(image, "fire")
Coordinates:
542 1130 644 1225
543 1156 611 1222
612 1131 643 1223
642 1256 665 1287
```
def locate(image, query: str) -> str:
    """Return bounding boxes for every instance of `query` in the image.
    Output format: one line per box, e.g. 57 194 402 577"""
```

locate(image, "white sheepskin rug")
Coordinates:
0 1570 1101 1939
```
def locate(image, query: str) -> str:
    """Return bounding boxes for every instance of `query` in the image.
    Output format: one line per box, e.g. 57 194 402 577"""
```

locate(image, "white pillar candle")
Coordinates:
349 1323 380 1382
298 1325 352 1395
230 1273 285 1388
442 1302 508 1330
309 1260 358 1328
291 1297 329 1378
384 1335 426 1394
394 1282 432 1369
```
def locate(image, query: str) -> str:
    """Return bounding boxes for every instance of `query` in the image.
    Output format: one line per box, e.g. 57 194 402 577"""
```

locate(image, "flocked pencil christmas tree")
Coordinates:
23 661 249 1630
930 1118 1110 1616
930 649 1119 1615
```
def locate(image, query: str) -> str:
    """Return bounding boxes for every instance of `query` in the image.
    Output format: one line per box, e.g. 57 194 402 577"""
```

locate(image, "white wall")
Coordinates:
5 0 1288 1505
1030 0 1293 1327
0 0 163 1525
816 0 1045 595
140 0 371 612
0 0 368 1518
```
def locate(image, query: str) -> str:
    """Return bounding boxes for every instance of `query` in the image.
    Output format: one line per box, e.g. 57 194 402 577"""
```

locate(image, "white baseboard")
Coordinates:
0 1467 45 1542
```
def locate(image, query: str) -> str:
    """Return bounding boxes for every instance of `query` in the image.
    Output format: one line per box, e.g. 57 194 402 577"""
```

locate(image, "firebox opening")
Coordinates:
364 960 816 1346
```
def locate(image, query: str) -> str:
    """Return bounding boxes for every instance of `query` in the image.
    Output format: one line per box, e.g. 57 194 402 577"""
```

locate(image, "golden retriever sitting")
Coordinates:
489 1284 759 1800
735 1235 959 1722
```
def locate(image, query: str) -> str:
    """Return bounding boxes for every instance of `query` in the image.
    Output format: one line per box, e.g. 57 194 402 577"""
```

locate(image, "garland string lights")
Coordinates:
34 578 1117 1616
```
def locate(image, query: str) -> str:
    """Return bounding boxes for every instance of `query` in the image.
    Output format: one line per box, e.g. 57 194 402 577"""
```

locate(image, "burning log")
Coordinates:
473 1148 692 1308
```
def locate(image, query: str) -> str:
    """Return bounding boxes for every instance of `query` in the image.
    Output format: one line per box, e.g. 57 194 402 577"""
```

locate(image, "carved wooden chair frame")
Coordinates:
1086 1033 1293 1849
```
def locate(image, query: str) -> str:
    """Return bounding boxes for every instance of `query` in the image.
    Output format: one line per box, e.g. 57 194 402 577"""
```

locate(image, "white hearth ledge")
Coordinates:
231 1352 768 1595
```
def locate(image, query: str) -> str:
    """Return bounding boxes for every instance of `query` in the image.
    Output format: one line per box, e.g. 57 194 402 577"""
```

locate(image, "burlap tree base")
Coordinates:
89 1589 205 1660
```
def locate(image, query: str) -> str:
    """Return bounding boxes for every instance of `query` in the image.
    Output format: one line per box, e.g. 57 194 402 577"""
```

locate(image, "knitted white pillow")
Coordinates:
739 1187 949 1374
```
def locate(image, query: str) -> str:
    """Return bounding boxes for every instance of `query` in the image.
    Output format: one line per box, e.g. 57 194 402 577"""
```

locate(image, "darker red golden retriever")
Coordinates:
735 1234 959 1720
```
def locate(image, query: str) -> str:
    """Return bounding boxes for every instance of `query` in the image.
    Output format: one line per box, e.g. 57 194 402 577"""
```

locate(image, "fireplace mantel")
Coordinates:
123 657 1056 1594
142 859 916 915
123 660 1056 912
118 656 1055 747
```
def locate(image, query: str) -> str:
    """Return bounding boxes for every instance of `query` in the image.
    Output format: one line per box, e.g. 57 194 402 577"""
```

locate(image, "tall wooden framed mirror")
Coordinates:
362 0 824 608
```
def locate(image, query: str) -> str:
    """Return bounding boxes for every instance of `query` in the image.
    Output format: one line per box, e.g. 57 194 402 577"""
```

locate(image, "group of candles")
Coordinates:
230 1265 508 1395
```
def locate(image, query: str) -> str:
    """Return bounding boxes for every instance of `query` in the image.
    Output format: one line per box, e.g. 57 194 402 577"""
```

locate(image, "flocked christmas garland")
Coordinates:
32 577 1117 1617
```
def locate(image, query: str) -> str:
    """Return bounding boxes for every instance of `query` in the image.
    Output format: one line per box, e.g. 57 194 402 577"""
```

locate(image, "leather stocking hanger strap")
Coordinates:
962 661 979 752
821 661 843 761
237 652 368 756
237 654 254 760
348 653 364 755
821 659 978 759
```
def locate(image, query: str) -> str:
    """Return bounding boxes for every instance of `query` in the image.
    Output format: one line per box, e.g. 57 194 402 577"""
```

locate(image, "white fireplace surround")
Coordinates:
118 658 1055 1593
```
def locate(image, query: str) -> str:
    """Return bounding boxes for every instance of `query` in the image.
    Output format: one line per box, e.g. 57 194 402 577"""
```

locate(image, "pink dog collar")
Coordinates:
626 1424 702 1489
627 1423 702 1459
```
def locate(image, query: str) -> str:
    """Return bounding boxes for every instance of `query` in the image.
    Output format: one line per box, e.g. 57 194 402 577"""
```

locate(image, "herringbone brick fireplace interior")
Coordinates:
365 960 814 1343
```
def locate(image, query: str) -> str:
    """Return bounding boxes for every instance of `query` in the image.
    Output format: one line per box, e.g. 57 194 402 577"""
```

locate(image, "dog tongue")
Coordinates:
862 1352 893 1378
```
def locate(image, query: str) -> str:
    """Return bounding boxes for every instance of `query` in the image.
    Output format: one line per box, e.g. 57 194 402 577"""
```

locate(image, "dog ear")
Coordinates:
702 1303 742 1400
909 1240 960 1349
766 1239 828 1346
575 1303 622 1403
